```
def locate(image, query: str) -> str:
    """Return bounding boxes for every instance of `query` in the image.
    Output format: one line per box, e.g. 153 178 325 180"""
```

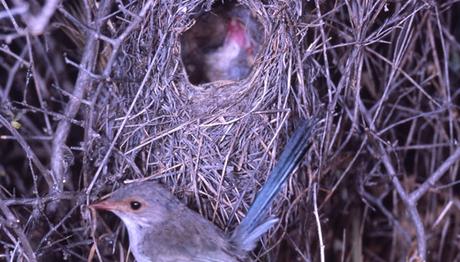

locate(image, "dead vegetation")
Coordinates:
1 0 460 261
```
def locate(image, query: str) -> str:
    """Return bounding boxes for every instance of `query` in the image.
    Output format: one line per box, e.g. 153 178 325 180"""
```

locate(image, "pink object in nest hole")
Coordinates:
180 4 263 85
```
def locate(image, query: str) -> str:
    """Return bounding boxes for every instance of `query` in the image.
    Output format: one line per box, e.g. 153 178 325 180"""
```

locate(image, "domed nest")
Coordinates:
83 1 320 260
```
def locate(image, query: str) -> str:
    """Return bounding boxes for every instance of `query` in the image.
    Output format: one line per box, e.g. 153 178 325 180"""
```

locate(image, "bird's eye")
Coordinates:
130 201 142 210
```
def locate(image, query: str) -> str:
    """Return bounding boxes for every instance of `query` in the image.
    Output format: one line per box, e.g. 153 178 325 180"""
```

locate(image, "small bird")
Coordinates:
91 120 316 261
204 17 255 82
179 4 261 84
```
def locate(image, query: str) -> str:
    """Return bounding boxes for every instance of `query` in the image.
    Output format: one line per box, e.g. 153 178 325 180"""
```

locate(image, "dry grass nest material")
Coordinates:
1 0 460 261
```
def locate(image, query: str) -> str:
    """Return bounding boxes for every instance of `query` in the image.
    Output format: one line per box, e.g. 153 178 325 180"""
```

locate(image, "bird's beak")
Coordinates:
90 199 118 212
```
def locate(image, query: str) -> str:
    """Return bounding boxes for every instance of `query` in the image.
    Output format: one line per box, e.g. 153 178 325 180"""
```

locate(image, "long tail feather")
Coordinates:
231 119 317 251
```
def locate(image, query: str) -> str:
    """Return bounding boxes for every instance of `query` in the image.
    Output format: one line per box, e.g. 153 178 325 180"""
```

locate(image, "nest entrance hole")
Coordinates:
180 2 264 85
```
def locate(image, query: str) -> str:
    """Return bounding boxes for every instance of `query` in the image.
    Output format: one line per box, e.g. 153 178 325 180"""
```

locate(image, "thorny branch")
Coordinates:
0 197 37 262
50 0 112 195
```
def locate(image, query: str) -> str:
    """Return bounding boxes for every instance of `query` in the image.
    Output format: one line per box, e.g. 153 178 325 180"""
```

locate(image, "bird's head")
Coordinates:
226 19 252 51
90 181 181 228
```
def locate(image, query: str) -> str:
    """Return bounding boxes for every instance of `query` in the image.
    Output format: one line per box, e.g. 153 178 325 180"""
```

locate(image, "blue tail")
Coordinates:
231 119 317 251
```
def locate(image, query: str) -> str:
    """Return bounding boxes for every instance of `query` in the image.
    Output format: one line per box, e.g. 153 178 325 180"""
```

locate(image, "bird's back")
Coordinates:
131 197 241 262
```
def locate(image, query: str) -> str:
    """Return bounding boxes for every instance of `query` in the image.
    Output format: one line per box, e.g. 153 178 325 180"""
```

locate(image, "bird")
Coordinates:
90 119 316 261
204 16 255 82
